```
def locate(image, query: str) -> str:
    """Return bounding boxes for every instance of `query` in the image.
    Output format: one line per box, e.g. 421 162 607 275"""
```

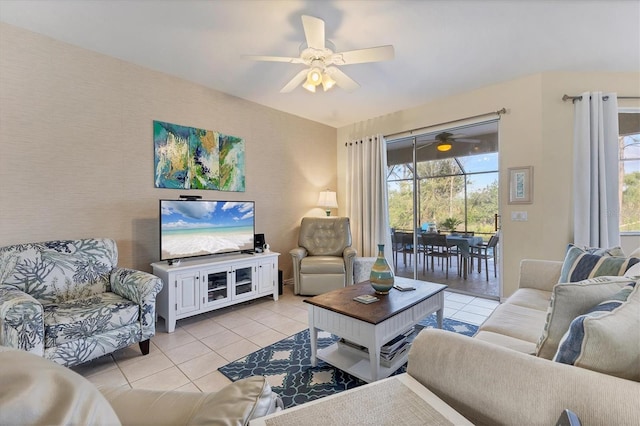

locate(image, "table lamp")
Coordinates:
317 190 338 216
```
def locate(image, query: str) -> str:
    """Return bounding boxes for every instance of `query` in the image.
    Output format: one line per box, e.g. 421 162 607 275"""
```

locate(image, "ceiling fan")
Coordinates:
244 15 394 93
418 132 481 152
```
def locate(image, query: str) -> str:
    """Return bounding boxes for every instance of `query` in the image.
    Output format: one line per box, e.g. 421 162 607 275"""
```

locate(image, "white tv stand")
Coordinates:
151 251 280 333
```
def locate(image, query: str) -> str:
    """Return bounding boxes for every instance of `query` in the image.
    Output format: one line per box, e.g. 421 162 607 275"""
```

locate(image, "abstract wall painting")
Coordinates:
218 134 246 191
189 127 219 190
153 121 197 189
154 120 245 192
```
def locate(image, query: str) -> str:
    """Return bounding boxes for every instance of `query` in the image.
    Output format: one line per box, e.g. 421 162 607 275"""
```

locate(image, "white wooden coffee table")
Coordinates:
304 277 446 383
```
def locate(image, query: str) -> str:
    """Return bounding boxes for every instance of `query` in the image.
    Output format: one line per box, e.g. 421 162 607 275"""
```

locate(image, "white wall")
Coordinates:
337 72 640 297
0 23 337 279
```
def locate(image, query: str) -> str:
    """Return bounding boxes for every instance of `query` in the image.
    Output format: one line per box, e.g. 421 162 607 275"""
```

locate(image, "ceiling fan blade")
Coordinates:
280 69 309 93
243 55 305 64
301 15 325 50
334 45 394 65
416 142 436 150
325 67 359 92
455 139 481 143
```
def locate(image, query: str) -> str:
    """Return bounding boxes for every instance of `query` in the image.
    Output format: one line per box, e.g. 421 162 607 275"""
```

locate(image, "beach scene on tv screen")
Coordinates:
161 200 254 259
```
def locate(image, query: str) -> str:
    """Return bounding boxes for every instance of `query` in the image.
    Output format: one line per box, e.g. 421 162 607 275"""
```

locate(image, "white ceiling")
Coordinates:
1 0 638 128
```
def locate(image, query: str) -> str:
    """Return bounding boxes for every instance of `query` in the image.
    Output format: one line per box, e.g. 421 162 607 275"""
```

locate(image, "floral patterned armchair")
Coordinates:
0 238 163 367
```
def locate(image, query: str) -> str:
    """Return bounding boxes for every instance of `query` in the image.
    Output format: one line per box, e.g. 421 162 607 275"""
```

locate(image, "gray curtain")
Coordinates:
345 134 393 261
573 91 620 247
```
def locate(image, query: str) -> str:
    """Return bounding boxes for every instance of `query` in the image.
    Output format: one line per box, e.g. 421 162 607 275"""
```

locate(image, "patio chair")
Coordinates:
391 230 413 269
421 234 456 278
469 234 499 281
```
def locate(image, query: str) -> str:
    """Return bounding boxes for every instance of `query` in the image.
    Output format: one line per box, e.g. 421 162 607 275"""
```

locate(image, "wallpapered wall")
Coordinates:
0 23 337 279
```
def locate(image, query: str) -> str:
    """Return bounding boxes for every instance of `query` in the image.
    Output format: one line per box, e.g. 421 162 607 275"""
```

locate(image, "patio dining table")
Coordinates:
446 235 484 279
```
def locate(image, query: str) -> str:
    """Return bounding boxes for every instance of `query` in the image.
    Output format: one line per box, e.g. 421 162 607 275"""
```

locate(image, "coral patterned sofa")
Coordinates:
0 238 163 366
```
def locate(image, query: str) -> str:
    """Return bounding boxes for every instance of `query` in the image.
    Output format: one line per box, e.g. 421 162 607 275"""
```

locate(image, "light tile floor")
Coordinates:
72 284 499 393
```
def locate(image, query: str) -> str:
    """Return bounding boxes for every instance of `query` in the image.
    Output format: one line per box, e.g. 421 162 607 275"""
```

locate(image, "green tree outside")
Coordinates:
388 159 498 240
621 171 640 232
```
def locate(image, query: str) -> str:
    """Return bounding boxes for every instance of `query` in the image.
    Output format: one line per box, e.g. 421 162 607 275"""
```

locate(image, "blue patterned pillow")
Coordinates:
559 244 639 283
553 281 639 381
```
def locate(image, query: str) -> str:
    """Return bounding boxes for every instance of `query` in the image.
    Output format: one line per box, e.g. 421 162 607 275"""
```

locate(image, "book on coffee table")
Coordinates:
353 294 379 304
394 282 416 291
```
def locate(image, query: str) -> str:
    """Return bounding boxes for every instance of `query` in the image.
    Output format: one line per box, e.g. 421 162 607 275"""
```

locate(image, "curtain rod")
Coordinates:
562 94 640 103
383 108 507 141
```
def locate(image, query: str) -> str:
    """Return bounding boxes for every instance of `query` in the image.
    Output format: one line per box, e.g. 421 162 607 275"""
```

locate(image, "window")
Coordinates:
619 112 640 233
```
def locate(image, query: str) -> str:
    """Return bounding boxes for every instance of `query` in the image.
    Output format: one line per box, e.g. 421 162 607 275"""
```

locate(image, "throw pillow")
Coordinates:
553 281 640 381
535 276 634 359
625 261 640 278
582 246 626 257
558 244 639 283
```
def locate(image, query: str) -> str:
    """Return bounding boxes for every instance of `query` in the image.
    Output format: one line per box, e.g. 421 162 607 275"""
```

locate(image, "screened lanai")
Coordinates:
386 121 500 299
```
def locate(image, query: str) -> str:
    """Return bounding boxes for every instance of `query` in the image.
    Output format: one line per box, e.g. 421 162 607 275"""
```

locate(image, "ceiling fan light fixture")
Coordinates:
302 80 317 92
437 141 452 152
247 15 394 94
306 67 323 86
321 72 336 91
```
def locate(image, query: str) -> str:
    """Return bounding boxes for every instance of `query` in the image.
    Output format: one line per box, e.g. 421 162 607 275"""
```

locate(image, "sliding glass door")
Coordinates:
386 121 500 299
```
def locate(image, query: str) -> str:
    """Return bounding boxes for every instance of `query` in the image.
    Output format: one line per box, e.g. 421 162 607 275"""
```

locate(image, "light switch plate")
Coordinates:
511 211 528 221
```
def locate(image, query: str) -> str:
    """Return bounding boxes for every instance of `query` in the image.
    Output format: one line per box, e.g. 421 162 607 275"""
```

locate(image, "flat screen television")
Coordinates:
159 199 255 262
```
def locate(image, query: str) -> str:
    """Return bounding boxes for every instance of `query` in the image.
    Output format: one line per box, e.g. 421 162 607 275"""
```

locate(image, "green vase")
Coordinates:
369 244 394 294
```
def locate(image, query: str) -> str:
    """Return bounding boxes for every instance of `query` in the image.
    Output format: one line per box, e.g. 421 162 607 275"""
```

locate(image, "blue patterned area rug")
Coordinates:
218 315 478 408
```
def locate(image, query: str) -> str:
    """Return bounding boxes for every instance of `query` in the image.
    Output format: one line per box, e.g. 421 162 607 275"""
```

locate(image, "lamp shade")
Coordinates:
321 72 336 91
302 81 316 92
317 190 338 216
306 67 323 86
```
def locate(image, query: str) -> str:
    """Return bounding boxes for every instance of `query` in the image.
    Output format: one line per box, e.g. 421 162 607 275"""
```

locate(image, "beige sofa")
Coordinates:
410 258 639 425
473 259 563 353
257 257 639 426
0 345 282 425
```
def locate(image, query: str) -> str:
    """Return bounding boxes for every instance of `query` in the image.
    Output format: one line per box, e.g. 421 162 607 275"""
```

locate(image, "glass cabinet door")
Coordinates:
234 265 254 297
205 269 229 303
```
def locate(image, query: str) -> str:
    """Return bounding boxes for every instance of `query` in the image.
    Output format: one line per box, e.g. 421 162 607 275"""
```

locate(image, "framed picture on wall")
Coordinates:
508 166 533 204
